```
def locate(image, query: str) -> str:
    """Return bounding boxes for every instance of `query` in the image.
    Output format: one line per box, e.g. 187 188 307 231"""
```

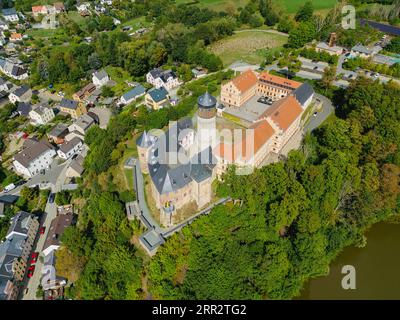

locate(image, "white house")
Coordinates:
29 105 55 126
350 44 382 59
66 113 96 141
57 137 83 159
0 19 9 30
0 58 28 80
76 3 91 13
13 139 56 177
8 85 31 104
92 70 109 88
146 68 180 90
1 8 19 22
100 0 113 5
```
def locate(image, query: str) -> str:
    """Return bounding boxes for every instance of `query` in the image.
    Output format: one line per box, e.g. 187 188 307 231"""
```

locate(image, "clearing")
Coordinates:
209 30 287 66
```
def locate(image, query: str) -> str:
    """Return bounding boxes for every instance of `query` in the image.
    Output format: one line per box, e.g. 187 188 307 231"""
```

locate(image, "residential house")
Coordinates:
29 105 55 126
13 138 56 177
72 83 96 102
8 85 31 104
315 42 344 56
1 8 19 23
76 3 91 13
65 154 85 179
53 3 66 14
0 58 28 80
350 44 382 58
32 5 49 17
146 68 180 90
16 102 32 117
59 98 86 119
0 19 9 30
57 137 82 160
47 123 69 144
119 84 146 106
192 67 207 79
66 113 95 141
220 69 258 108
92 70 109 88
42 212 73 256
0 211 39 300
9 32 22 42
0 78 10 99
145 87 169 110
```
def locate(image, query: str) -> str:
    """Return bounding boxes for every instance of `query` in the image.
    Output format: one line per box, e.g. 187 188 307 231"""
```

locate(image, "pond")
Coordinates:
300 223 400 299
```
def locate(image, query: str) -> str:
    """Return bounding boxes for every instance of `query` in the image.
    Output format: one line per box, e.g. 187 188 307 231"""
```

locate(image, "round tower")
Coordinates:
197 92 217 152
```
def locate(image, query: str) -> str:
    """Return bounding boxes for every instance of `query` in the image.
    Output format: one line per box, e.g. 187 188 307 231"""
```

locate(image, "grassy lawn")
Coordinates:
175 0 337 13
104 66 133 96
275 0 337 13
175 0 248 11
26 28 59 38
119 16 152 31
209 31 287 66
122 135 140 190
67 11 89 29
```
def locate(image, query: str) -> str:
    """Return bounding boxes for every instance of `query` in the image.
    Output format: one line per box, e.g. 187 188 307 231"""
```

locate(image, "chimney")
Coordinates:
328 32 337 47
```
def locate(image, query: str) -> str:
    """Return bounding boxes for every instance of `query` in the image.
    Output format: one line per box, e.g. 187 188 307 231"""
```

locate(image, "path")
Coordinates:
234 29 289 37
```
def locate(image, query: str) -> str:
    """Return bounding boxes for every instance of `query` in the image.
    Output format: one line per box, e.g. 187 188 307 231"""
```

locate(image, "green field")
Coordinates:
175 0 337 13
119 16 153 31
26 28 58 38
209 30 287 66
175 0 248 11
277 0 337 13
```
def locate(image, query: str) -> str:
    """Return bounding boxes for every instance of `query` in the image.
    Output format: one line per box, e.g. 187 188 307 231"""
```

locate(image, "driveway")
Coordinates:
305 93 335 132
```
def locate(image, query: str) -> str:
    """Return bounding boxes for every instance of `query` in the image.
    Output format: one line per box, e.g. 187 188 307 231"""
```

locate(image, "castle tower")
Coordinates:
136 131 152 174
197 92 217 152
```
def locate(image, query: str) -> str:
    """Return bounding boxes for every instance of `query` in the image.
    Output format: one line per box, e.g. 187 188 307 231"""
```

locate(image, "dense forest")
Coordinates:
148 78 400 299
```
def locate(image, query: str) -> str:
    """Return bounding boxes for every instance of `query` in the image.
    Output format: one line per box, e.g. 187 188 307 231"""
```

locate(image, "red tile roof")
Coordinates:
259 72 302 89
262 96 303 130
215 119 275 162
231 69 258 93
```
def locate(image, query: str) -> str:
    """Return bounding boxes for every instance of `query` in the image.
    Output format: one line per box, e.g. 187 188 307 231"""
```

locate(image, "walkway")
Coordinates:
234 28 289 37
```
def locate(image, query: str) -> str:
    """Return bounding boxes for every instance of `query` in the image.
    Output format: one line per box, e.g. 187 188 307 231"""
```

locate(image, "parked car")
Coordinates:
27 271 34 278
48 193 55 204
40 227 46 235
313 112 318 117
28 265 35 272
30 252 39 264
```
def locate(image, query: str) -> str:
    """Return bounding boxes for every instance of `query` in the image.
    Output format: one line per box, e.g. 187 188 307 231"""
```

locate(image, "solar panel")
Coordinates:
360 19 400 36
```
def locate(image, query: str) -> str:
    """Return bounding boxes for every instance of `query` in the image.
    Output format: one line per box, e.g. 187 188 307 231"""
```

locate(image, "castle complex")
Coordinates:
137 70 314 227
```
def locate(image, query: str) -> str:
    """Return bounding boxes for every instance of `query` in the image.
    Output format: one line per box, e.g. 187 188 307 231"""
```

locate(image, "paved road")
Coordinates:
304 93 335 132
22 200 57 300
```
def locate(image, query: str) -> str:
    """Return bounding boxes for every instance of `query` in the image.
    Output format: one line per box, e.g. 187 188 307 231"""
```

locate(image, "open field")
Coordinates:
175 0 248 11
26 28 59 38
209 30 287 66
175 0 337 13
276 0 337 13
119 16 153 31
